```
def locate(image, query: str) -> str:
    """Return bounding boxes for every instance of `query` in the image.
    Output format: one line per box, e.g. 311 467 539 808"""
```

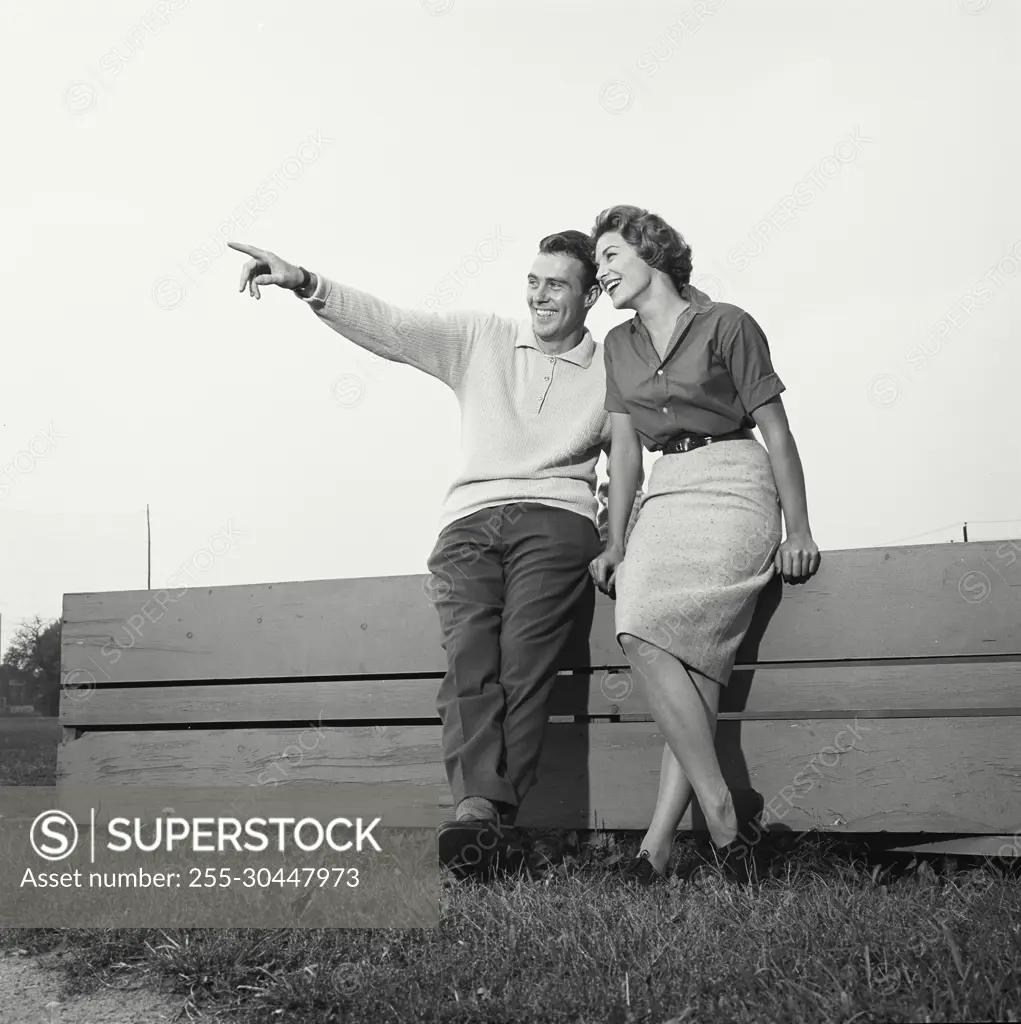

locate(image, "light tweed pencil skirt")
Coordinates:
614 438 782 686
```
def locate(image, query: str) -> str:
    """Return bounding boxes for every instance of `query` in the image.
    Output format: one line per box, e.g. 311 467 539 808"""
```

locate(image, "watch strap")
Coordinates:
296 266 313 296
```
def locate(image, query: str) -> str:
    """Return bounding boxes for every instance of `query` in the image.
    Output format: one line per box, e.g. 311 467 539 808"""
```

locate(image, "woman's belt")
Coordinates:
660 427 752 455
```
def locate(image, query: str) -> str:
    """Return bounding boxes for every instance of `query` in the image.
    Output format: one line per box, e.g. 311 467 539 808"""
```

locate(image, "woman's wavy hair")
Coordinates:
590 205 693 292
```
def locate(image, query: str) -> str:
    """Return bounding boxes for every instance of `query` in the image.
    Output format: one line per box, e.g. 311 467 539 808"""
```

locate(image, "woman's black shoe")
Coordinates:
678 837 762 887
712 839 758 886
697 790 766 885
621 849 667 887
731 789 765 837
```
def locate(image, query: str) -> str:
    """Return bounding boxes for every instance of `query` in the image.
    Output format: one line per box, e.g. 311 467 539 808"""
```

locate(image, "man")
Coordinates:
229 232 636 876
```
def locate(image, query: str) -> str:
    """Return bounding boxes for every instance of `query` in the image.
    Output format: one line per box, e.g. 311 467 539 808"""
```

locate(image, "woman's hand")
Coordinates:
753 399 820 583
589 544 625 596
775 531 821 581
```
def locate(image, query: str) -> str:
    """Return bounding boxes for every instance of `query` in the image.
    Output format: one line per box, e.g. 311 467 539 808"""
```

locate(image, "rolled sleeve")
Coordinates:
718 313 785 415
603 340 629 414
296 271 331 309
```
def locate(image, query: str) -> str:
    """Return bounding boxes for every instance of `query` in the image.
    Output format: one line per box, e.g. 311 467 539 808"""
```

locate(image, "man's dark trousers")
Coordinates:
426 502 602 821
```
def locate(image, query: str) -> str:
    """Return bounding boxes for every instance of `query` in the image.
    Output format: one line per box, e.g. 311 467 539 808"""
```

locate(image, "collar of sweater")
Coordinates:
514 323 596 368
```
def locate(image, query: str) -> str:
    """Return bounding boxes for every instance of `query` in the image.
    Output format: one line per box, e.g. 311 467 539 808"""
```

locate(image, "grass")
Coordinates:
3 844 1020 1024
3 719 1020 1023
0 714 61 785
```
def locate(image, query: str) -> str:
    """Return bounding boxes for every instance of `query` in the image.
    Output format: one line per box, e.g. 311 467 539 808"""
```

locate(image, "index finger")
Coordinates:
228 241 268 259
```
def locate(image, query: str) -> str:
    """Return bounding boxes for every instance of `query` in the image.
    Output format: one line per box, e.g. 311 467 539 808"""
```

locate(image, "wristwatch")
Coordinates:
296 266 314 297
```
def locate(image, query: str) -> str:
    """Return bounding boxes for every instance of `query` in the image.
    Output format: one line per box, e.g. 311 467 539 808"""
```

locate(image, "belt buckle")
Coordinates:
669 435 700 454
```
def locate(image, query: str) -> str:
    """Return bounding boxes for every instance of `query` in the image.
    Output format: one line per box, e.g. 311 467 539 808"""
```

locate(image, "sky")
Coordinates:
1 0 1019 654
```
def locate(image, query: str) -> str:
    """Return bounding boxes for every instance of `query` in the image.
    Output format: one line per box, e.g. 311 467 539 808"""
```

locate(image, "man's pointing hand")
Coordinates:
229 241 304 299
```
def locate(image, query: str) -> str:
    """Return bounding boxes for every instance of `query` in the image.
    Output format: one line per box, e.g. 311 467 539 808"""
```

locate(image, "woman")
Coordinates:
588 205 820 885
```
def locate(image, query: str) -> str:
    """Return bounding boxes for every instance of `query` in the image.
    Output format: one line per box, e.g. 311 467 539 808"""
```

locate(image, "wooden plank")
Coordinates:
0 783 443 829
56 718 1021 832
59 662 1021 727
888 836 1021 857
60 541 1021 685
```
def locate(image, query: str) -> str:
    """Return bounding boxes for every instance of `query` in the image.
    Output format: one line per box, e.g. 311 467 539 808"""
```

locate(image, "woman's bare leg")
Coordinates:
638 744 692 873
622 633 737 848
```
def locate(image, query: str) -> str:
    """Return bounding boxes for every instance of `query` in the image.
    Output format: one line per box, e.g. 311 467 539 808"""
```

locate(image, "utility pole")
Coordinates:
146 504 152 589
963 521 969 543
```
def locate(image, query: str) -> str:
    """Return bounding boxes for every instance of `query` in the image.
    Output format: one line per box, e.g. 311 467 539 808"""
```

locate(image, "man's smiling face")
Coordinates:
526 252 595 343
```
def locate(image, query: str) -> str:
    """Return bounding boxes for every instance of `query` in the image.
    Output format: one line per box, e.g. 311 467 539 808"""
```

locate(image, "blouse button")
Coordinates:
657 370 663 376
544 375 550 381
661 407 668 414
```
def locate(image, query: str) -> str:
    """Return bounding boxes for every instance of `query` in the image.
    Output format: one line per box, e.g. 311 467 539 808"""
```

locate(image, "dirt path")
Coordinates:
0 951 186 1024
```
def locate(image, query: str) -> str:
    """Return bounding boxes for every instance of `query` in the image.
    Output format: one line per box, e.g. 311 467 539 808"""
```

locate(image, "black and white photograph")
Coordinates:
1 1 1019 1021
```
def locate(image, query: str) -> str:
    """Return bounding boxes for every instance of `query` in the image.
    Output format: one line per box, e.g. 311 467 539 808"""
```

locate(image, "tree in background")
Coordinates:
0 663 20 711
2 616 61 716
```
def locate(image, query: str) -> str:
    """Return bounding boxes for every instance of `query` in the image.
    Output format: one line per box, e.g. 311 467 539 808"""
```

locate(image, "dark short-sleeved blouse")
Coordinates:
603 284 785 451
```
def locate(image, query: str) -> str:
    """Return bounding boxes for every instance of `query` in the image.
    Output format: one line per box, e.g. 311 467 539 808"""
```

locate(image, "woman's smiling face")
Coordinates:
595 231 654 309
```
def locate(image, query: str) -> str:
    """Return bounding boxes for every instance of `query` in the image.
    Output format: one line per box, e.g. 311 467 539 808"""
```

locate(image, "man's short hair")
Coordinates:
537 230 598 292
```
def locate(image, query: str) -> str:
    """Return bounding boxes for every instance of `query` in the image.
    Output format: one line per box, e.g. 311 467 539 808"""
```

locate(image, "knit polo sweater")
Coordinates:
300 275 614 535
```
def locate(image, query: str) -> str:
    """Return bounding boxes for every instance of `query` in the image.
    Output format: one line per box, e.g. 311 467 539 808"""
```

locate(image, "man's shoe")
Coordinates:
438 817 522 880
438 816 487 877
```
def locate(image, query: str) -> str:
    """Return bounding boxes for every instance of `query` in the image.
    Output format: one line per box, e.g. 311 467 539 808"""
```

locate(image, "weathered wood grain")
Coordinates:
61 541 1021 685
0 783 444 829
58 661 1021 727
56 718 1021 832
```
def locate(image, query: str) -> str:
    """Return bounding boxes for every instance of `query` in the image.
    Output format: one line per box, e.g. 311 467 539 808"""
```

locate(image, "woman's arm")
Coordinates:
590 412 643 593
606 412 643 550
751 395 821 579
